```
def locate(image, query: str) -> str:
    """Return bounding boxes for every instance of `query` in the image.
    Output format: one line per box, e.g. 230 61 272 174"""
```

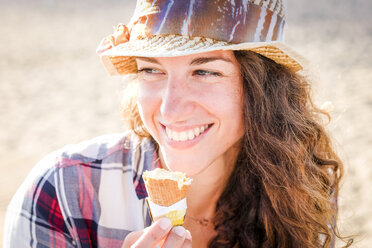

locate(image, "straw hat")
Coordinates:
97 0 307 75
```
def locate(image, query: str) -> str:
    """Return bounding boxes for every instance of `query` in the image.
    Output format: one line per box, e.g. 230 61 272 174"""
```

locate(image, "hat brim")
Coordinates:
100 35 308 75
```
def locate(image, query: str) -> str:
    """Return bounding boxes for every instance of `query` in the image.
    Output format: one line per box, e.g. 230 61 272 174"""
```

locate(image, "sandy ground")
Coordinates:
1 0 371 246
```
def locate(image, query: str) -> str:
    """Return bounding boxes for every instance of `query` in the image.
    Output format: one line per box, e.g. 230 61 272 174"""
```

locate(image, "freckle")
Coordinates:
227 87 243 102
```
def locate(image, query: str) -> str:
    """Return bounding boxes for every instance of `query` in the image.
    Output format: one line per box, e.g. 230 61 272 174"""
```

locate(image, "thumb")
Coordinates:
122 218 172 248
122 229 144 248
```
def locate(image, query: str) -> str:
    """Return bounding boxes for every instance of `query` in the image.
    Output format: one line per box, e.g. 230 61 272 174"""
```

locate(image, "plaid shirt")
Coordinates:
4 132 160 248
4 132 337 247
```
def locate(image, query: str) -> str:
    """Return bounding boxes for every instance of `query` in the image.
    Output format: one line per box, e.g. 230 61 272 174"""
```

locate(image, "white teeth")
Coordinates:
179 132 188 141
173 131 180 141
193 127 200 136
187 130 195 140
165 124 210 141
166 127 171 138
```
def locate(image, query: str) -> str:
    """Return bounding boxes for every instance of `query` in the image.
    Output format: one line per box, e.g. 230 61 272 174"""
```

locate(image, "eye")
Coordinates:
137 68 163 75
193 70 222 77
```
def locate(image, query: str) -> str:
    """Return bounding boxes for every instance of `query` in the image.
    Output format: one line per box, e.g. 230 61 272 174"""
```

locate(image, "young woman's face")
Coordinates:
136 50 244 176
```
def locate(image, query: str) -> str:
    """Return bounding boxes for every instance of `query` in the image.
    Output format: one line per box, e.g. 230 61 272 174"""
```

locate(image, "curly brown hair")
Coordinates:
121 50 352 247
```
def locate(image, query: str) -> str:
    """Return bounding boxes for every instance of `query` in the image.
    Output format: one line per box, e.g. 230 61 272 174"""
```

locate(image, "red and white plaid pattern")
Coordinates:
4 131 337 247
4 132 160 248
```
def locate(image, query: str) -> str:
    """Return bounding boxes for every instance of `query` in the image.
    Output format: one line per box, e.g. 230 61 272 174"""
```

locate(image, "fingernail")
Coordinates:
185 230 192 240
173 226 185 237
158 218 172 231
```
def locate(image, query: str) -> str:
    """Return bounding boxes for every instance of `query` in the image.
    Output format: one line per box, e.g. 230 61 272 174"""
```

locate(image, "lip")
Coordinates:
160 123 214 149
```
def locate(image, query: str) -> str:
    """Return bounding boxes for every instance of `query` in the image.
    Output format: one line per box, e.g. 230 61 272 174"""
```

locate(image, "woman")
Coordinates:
4 0 351 247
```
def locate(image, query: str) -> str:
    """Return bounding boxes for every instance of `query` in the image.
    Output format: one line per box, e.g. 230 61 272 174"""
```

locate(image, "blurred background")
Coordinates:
0 0 371 246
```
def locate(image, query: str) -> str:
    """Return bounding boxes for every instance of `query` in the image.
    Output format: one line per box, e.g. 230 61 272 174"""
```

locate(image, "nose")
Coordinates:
160 75 194 123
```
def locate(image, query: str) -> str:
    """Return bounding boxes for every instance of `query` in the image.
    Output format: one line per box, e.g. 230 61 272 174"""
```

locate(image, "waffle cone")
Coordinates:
143 169 192 206
144 177 190 206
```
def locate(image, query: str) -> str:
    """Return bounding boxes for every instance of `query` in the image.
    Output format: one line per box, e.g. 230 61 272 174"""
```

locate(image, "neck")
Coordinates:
186 168 226 219
157 140 242 221
186 146 240 220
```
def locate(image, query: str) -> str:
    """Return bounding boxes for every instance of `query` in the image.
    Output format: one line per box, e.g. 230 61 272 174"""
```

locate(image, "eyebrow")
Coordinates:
190 56 233 65
135 56 233 65
136 57 160 64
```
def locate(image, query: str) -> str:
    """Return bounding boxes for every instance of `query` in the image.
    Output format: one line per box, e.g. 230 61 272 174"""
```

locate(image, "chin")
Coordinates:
163 158 206 177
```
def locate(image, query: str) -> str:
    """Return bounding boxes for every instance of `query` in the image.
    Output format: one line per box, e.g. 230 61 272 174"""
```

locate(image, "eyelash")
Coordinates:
137 68 222 77
193 70 222 77
137 68 162 74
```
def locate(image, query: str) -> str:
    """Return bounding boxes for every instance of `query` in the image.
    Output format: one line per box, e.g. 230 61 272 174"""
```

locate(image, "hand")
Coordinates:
122 218 192 248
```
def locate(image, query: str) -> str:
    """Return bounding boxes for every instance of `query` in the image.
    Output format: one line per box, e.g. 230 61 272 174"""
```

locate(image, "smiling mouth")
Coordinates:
165 124 212 141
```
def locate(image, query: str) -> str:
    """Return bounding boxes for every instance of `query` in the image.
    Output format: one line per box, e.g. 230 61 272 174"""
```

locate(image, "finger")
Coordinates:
122 229 144 248
162 226 187 248
182 230 192 248
129 218 172 248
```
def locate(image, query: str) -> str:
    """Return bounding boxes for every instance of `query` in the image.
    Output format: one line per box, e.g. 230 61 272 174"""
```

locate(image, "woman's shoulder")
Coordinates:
8 131 157 209
39 131 155 170
56 131 142 163
26 131 157 186
4 132 156 247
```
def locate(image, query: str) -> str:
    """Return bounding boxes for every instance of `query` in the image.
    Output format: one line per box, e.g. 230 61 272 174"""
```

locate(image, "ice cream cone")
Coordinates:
143 168 192 225
144 177 190 206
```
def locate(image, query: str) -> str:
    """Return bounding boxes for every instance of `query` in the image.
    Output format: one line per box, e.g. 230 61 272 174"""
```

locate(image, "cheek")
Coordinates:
137 84 160 132
215 84 245 137
208 83 243 120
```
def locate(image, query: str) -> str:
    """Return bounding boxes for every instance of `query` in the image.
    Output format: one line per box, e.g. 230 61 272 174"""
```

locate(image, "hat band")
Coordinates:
130 0 285 44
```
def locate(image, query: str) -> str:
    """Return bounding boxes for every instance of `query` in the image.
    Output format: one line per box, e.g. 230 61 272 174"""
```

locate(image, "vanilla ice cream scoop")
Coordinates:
143 168 192 225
